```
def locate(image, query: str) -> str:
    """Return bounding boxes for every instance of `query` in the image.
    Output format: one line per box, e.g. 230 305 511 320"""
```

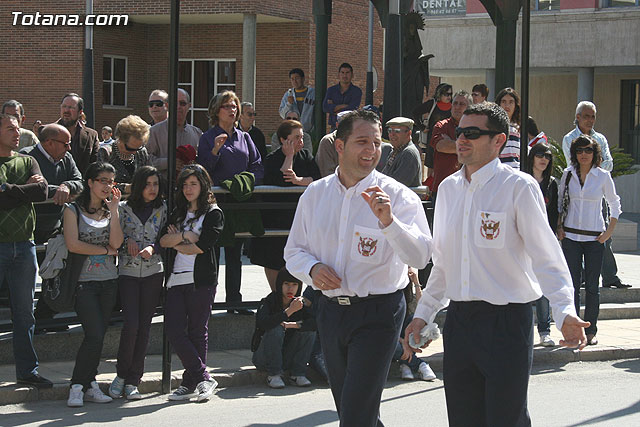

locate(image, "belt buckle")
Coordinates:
337 297 351 306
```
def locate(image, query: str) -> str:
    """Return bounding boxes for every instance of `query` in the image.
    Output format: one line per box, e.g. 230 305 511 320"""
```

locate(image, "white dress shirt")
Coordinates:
414 158 576 329
284 168 432 297
562 127 613 172
558 165 621 242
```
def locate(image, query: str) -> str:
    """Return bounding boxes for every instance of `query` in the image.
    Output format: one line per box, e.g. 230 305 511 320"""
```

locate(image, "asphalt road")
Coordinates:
2 359 639 427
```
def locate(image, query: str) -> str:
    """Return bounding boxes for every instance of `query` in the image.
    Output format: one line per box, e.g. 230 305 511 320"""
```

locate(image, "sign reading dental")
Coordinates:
416 0 466 16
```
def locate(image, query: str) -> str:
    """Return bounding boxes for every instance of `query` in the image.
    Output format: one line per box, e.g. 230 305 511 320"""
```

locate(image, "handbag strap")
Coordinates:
560 171 572 227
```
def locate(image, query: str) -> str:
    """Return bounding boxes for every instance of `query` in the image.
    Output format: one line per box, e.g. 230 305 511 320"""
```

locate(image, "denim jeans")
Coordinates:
116 273 163 386
534 296 551 334
165 284 215 390
562 238 604 336
0 241 38 380
71 279 118 389
252 326 315 377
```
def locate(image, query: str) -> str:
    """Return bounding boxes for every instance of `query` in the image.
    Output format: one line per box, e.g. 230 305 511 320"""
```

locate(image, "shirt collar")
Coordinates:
461 158 500 187
333 167 378 195
36 143 59 164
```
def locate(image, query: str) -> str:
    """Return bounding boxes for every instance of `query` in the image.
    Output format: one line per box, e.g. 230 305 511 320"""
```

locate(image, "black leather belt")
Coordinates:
563 226 601 237
322 291 397 306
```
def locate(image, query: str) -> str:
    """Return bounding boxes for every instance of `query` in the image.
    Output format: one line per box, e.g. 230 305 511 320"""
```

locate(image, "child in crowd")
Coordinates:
160 164 224 402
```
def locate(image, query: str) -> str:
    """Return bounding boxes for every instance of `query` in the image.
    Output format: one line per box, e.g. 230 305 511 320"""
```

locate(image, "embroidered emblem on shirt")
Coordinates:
358 236 378 257
480 212 501 240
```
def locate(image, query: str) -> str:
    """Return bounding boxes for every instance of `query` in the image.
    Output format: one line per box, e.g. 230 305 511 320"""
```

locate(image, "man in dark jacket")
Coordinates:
57 93 99 175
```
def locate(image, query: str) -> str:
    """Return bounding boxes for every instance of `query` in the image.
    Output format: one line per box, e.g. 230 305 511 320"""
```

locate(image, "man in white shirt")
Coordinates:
285 110 432 427
561 101 629 289
405 102 589 427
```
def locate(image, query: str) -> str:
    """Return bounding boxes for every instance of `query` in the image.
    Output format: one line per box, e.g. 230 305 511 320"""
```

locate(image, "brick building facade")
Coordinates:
1 0 413 141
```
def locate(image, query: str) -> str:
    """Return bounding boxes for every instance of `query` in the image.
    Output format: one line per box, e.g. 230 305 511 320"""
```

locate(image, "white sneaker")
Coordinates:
124 385 142 400
67 384 84 407
417 362 436 381
400 364 414 380
168 385 197 401
108 375 125 398
539 334 556 347
267 375 285 389
84 381 113 403
196 379 218 402
289 375 311 387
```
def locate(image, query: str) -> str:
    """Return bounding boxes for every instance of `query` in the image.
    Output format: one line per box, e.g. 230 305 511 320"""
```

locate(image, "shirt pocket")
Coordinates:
474 211 507 249
350 225 385 265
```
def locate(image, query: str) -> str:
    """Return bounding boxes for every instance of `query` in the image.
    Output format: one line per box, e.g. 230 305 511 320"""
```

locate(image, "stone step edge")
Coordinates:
2 344 639 406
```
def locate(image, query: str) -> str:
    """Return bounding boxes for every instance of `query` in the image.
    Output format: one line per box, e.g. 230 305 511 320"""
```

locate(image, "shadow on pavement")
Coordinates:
565 399 640 426
246 409 338 426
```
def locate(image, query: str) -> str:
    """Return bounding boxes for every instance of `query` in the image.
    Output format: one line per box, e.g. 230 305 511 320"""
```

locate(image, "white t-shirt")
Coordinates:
167 211 205 288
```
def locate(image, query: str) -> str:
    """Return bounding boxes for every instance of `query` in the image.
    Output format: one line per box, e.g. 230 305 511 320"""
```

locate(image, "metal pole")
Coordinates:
82 0 95 129
365 1 374 106
313 1 329 146
162 0 180 394
520 0 530 170
382 0 402 125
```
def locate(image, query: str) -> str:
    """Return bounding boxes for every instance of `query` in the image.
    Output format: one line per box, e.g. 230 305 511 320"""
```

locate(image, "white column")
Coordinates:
485 69 496 101
577 67 594 102
242 13 257 104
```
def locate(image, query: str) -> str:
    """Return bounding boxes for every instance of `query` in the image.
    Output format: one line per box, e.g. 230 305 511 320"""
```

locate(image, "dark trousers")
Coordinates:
71 279 118 389
443 300 533 427
116 273 163 386
165 284 215 390
215 240 243 303
317 290 405 427
562 238 604 335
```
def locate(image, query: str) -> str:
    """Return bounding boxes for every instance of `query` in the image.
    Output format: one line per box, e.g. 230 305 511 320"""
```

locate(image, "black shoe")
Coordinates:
17 374 53 389
603 280 632 289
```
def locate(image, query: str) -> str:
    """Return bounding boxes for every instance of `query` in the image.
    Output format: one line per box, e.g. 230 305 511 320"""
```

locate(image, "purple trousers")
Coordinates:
116 273 164 386
165 284 215 390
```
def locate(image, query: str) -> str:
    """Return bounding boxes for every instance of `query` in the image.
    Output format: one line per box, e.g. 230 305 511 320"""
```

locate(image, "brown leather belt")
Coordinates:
563 226 601 237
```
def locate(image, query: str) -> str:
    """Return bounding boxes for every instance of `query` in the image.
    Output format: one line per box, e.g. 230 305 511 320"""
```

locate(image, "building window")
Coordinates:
534 0 560 11
103 56 127 107
606 0 639 7
178 59 236 132
620 80 640 163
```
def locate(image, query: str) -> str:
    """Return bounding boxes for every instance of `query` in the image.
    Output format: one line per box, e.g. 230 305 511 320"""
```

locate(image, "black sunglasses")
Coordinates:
575 147 594 154
285 117 298 120
124 143 143 152
534 152 552 160
148 100 165 108
455 126 500 140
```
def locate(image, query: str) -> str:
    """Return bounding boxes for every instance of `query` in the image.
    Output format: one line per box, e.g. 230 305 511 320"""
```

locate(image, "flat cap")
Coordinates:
385 116 414 129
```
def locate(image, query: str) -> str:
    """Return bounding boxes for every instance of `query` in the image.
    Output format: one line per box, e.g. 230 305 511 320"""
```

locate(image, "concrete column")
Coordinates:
485 69 496 101
577 67 594 102
242 13 257 104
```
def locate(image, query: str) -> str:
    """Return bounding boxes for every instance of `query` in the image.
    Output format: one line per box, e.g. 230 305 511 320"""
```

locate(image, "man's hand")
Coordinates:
52 184 71 205
361 186 393 227
404 318 431 354
310 263 342 291
211 134 227 156
27 174 45 184
596 231 612 244
559 314 590 350
556 226 565 241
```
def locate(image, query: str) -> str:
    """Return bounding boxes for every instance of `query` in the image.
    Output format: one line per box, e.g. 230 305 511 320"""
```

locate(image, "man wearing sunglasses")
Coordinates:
20 123 83 331
147 89 169 126
147 89 202 178
405 102 589 427
561 101 628 289
377 116 421 187
238 101 267 160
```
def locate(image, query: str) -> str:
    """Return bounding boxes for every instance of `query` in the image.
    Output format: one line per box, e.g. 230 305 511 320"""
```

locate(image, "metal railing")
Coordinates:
1 185 432 333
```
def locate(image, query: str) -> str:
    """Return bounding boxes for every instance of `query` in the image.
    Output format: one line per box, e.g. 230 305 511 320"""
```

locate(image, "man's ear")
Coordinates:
495 133 508 153
335 137 345 155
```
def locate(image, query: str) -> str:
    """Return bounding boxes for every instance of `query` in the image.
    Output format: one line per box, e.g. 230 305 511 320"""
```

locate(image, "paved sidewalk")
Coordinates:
1 317 639 405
